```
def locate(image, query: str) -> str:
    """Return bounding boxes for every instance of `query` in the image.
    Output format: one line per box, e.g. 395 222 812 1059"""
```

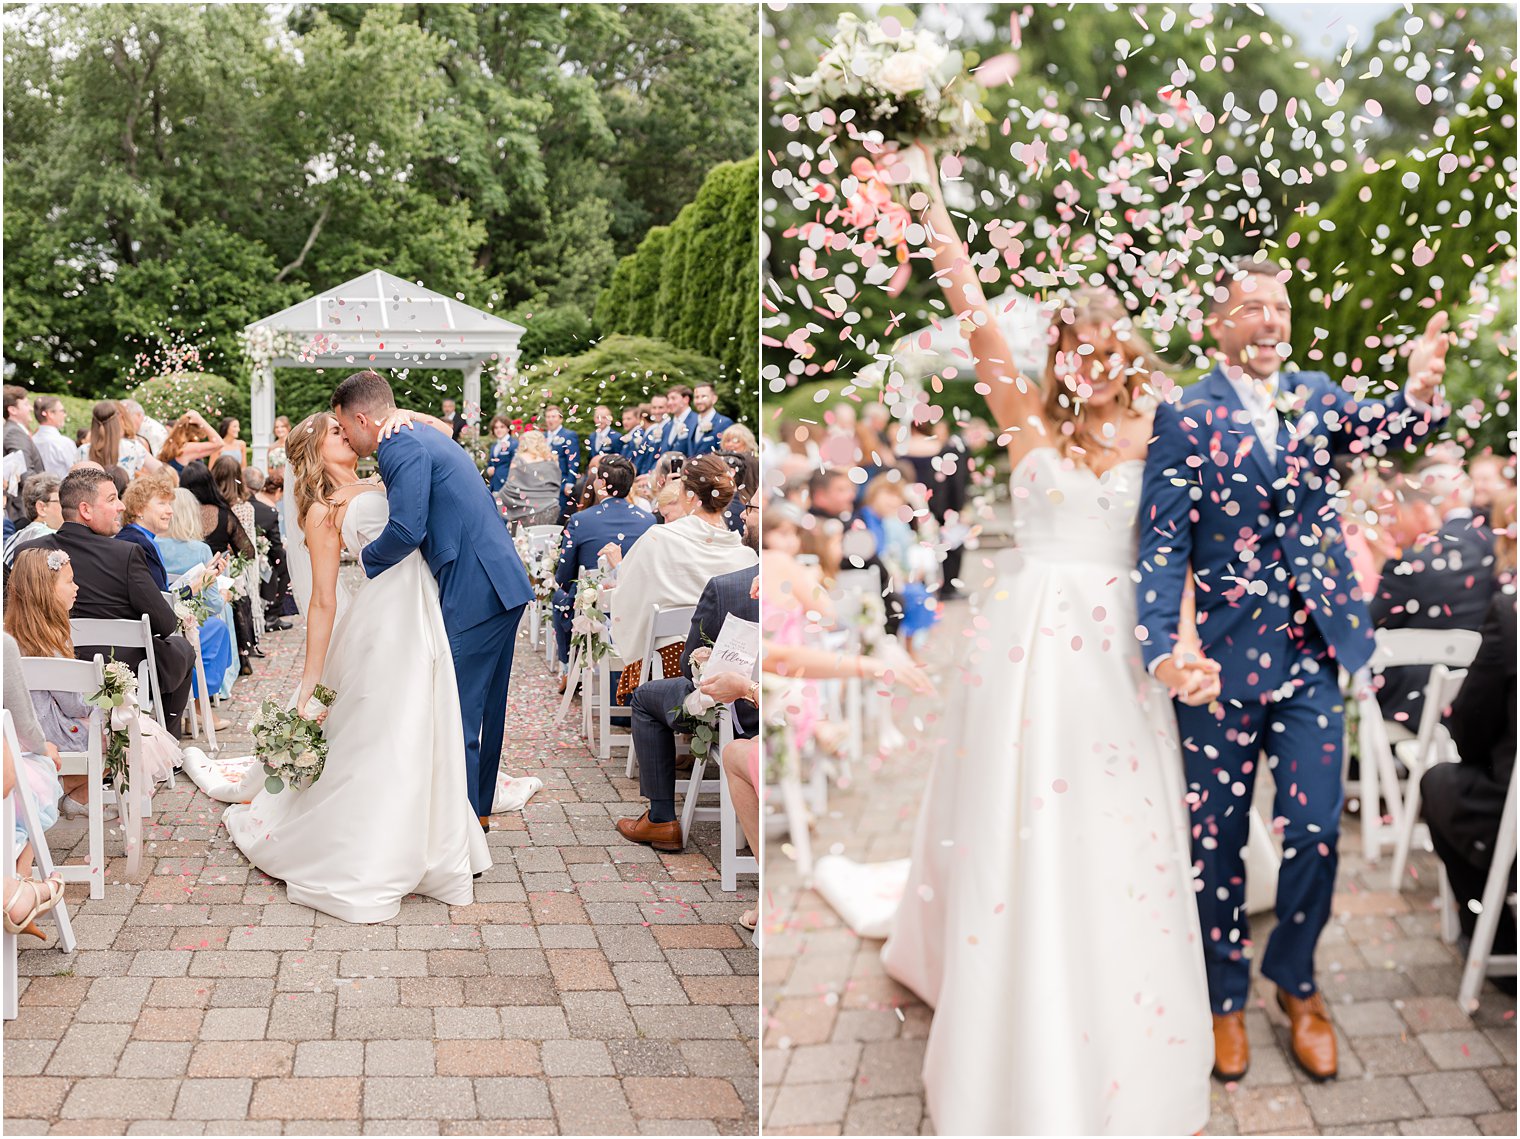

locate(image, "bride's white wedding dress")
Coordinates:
880 447 1212 1136
225 490 490 923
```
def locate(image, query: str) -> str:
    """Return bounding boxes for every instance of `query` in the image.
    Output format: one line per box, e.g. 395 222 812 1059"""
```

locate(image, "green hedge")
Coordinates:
130 373 249 428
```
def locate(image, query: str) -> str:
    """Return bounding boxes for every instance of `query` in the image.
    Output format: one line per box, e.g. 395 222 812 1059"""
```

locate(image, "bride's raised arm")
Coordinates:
295 500 343 715
914 148 1046 443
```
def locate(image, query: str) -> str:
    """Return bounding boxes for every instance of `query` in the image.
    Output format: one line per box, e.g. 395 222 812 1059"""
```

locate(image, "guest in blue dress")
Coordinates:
158 488 238 698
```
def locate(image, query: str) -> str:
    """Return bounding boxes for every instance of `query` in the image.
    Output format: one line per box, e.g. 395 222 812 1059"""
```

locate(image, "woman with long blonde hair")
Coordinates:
873 148 1216 1136
223 405 491 923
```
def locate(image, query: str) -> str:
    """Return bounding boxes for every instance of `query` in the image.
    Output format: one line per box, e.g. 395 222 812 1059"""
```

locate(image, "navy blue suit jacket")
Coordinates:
686 411 734 457
363 425 534 632
1137 367 1446 688
554 498 657 591
588 428 623 459
116 523 169 592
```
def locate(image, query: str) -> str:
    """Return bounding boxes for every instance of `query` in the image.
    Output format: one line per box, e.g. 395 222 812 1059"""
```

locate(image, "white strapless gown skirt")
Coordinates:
225 549 490 923
881 544 1213 1135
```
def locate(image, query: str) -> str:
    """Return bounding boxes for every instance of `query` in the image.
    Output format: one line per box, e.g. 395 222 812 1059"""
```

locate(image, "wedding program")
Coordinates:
2 2 1517 1138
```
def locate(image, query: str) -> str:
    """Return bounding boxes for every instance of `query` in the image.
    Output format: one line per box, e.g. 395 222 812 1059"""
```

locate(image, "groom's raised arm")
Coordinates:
361 431 432 579
1136 402 1196 671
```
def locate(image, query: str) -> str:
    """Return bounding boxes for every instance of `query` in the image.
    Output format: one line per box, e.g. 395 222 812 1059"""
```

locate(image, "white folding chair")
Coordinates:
4 710 79 1021
163 592 216 755
18 657 108 899
1388 664 1471 891
716 678 760 893
1458 756 1518 1009
624 604 698 779
1350 628 1483 863
69 616 167 731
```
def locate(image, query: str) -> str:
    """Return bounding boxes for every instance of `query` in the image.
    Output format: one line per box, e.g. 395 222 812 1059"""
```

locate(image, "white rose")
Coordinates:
683 690 716 718
295 751 319 769
876 49 932 97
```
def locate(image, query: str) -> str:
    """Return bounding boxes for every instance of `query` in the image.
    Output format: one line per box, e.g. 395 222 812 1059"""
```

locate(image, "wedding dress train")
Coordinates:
225 491 489 923
880 448 1212 1135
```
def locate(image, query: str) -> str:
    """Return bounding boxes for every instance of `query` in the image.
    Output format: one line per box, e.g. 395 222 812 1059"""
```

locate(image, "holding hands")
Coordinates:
1155 646 1222 708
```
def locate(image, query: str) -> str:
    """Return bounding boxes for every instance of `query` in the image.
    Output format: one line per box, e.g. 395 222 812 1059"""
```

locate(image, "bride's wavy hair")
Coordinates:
1041 286 1167 460
286 411 343 527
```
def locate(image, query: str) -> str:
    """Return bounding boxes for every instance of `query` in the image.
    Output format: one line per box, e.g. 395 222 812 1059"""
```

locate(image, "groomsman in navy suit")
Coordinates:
634 394 671 475
551 455 655 676
685 382 733 457
542 404 581 512
1137 257 1450 1085
664 385 698 455
587 405 623 460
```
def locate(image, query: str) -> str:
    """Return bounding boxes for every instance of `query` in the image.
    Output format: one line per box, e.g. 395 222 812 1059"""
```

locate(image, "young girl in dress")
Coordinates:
4 549 181 799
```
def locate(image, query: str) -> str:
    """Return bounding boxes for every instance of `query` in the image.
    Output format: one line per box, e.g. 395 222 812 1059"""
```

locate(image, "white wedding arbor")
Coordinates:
243 269 526 467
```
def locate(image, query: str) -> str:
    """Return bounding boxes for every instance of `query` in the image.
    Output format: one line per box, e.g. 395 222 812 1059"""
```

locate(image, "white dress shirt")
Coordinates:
32 424 76 479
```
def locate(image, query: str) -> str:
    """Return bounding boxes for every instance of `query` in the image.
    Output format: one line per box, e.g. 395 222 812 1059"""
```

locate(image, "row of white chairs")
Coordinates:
555 577 758 893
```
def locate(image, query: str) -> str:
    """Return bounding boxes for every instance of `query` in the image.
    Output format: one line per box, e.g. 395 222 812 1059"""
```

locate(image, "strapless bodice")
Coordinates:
340 490 390 556
1009 448 1143 568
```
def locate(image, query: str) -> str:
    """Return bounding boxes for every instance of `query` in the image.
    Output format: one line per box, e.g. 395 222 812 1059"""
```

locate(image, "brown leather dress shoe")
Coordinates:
1212 1012 1250 1081
478 815 491 833
615 812 683 852
1277 988 1337 1080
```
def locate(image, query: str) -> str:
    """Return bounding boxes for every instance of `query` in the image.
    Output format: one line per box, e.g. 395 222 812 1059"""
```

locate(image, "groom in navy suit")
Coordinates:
1137 259 1449 1084
332 371 535 830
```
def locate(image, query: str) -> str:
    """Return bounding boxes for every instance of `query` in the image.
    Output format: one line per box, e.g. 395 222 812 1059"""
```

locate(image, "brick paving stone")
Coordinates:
765 1080 854 1129
248 1077 362 1121
1422 1030 1505 1070
1409 1071 1503 1117
5 623 755 1134
842 1095 924 1135
472 1077 552 1119
1476 1111 1517 1134
540 1040 614 1077
173 1077 254 1120
434 1040 539 1078
1303 1077 1427 1126
549 1075 638 1134
624 1077 746 1120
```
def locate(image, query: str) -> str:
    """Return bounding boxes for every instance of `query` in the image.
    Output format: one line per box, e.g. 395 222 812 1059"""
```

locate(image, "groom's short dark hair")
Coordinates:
331 371 395 415
597 455 636 499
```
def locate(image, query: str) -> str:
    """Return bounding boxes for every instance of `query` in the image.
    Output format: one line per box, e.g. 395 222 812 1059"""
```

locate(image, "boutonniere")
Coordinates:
1273 386 1308 422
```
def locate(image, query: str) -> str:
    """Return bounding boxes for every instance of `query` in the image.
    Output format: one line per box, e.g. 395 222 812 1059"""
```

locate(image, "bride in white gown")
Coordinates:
224 412 489 923
876 157 1217 1134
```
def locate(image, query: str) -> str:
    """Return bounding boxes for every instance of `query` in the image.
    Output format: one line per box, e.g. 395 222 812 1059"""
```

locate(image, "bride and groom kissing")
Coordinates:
877 167 1452 1135
224 371 533 925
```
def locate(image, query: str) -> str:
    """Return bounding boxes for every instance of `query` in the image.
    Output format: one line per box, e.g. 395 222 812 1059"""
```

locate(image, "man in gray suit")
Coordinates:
4 386 44 525
615 564 759 853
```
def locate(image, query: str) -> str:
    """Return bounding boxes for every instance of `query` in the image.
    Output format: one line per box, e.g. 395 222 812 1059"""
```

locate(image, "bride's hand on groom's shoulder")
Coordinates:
377 409 418 441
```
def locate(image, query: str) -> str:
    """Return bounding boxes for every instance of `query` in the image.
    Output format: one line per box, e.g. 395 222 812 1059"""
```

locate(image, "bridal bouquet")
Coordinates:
679 658 724 762
250 685 336 793
172 599 202 648
87 660 141 791
784 13 989 153
570 569 613 665
223 552 254 601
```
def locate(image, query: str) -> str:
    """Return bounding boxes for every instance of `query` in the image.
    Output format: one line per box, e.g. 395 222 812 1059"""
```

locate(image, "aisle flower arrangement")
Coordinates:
87 660 141 792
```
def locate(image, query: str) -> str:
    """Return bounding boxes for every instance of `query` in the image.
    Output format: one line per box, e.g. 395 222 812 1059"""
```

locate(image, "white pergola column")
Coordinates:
462 361 484 428
250 362 276 469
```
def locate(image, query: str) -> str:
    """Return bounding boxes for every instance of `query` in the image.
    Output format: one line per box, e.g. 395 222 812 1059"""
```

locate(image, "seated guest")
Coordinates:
650 452 686 506
568 453 608 517
1419 579 1516 992
652 478 691 524
686 382 733 457
551 456 655 681
608 456 758 705
4 473 63 566
719 452 759 534
11 469 196 738
2 698 65 941
615 563 759 853
1372 467 1497 727
6 552 181 797
3 631 64 875
497 430 563 527
249 468 292 630
116 472 179 591
159 488 238 700
485 416 516 494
